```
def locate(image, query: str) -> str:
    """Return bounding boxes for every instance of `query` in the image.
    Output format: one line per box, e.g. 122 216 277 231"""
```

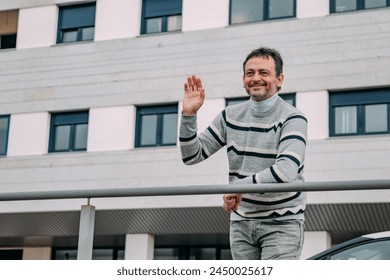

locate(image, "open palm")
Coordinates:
183 75 205 115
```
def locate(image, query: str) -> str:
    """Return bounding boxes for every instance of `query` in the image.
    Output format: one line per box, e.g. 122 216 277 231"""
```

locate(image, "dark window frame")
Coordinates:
229 0 296 25
141 0 182 34
49 111 89 153
56 2 96 44
135 104 178 148
330 0 390 13
329 88 390 137
0 115 10 156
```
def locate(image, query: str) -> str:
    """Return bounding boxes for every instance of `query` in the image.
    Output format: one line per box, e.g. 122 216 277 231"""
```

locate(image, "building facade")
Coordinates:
0 0 390 260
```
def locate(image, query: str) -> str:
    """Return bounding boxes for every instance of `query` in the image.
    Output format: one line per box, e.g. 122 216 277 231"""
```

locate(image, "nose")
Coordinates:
253 72 262 81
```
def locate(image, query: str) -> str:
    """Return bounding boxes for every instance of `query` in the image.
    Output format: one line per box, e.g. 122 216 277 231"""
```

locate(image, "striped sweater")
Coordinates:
179 96 308 219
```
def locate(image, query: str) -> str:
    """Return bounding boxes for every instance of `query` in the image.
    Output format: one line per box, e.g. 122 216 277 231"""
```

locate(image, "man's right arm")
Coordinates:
179 75 226 165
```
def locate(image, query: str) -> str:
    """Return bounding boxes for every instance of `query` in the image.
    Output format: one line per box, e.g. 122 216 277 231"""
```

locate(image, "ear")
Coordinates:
277 73 284 87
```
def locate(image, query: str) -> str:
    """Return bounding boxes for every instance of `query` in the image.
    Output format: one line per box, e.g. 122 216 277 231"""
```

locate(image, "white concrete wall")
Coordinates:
95 0 141 41
16 5 58 49
182 0 229 32
296 91 329 140
301 231 331 259
179 98 225 134
7 112 50 156
125 234 155 260
88 106 136 152
297 0 330 18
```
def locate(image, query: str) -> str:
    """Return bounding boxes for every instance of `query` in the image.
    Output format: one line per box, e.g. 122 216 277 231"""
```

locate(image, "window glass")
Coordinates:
220 248 233 260
146 17 163 33
335 0 357 12
190 248 216 260
0 34 17 49
62 30 78 43
54 125 71 151
167 15 182 31
365 0 387 8
140 114 158 146
268 0 294 18
81 27 95 41
74 123 88 150
335 106 357 134
154 248 180 260
365 104 388 133
231 0 264 24
162 113 178 144
0 116 10 155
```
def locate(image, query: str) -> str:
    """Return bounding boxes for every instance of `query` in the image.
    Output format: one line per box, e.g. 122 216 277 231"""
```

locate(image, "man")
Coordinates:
179 47 307 260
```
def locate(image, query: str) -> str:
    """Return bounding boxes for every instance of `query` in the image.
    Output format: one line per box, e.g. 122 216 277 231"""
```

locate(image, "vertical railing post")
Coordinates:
77 200 95 260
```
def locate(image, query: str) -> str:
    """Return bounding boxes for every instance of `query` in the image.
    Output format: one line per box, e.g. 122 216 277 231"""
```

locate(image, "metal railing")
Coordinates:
1 179 390 259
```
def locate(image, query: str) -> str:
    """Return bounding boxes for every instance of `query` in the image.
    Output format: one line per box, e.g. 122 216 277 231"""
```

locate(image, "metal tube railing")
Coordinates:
1 179 390 259
1 179 390 201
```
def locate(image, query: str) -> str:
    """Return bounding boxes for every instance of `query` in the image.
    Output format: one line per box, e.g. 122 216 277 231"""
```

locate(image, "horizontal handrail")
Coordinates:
1 179 390 201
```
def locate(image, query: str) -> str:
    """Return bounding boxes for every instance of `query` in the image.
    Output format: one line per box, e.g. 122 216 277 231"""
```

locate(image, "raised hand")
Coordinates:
183 75 205 115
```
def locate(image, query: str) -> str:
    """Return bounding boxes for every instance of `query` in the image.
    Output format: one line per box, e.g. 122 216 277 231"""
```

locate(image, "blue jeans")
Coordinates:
230 219 304 260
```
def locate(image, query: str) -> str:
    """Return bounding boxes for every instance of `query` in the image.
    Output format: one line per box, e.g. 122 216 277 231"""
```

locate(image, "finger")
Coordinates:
184 83 189 94
223 203 232 213
195 77 203 90
187 76 193 91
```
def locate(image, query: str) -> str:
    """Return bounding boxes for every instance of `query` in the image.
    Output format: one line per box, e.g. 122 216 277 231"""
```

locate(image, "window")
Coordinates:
330 88 390 136
49 111 89 152
330 0 390 13
0 10 18 49
135 104 178 147
57 3 96 44
0 249 23 260
0 115 10 156
226 93 296 106
53 248 124 260
154 246 232 260
230 0 296 24
141 0 182 34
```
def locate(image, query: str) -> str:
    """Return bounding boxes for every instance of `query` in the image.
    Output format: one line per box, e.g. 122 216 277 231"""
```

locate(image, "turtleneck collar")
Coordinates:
250 94 279 115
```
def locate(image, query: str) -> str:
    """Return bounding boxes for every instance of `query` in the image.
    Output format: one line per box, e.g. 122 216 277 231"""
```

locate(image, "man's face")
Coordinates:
243 56 284 102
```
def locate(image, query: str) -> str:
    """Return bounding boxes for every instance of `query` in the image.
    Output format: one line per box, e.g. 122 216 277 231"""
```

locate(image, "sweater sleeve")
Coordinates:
179 111 227 165
235 114 308 184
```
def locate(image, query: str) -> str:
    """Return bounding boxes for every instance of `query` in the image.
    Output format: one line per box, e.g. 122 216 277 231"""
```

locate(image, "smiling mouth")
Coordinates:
249 83 266 88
